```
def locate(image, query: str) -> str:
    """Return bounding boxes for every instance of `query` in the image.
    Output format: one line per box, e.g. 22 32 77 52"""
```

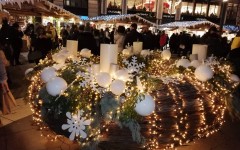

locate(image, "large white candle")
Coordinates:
66 40 78 56
133 42 143 55
100 44 118 73
192 44 208 61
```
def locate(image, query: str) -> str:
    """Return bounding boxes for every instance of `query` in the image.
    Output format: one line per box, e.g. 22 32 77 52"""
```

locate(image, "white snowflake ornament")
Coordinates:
62 110 91 141
123 56 145 74
76 68 98 91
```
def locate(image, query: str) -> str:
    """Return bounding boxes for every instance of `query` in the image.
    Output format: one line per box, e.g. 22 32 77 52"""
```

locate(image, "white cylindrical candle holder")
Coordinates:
92 64 100 76
133 42 143 55
189 54 198 61
110 63 119 78
100 44 118 73
192 44 208 61
67 40 78 56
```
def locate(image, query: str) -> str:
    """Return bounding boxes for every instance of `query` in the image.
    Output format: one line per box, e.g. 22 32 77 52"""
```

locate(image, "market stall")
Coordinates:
0 0 80 21
158 20 220 37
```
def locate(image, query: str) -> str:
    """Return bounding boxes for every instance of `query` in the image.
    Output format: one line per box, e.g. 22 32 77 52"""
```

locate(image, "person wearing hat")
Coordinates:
123 23 143 48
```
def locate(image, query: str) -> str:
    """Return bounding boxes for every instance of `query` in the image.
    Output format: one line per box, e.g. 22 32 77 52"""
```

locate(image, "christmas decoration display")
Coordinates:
26 47 240 150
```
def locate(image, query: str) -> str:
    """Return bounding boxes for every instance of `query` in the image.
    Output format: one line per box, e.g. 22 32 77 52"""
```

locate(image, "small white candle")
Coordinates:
192 44 208 61
100 44 118 73
92 64 100 75
67 40 78 56
110 63 119 78
133 42 143 55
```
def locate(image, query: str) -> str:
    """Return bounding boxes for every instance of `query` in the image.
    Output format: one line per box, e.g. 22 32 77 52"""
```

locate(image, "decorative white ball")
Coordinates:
190 60 201 68
110 80 126 95
176 58 190 68
135 94 155 116
96 72 112 88
141 50 150 57
115 69 129 82
194 65 214 82
80 48 92 58
161 49 171 60
230 74 240 82
55 54 67 64
25 68 33 76
122 49 132 57
46 77 67 96
41 67 57 83
59 50 72 58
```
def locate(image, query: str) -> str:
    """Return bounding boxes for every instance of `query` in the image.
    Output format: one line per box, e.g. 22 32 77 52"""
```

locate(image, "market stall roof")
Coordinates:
83 14 157 26
223 25 239 33
158 20 219 29
0 0 80 20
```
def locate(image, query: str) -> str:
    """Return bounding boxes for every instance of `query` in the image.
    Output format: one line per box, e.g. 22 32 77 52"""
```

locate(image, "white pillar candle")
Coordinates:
192 44 208 61
189 54 198 61
110 63 119 78
67 40 78 56
92 64 100 76
133 42 143 55
100 44 118 73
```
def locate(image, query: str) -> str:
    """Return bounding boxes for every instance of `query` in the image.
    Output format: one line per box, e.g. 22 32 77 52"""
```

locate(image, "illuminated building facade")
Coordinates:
56 0 240 25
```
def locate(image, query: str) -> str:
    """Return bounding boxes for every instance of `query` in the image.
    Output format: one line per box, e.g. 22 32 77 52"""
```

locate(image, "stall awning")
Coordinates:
0 0 80 20
83 14 157 26
158 21 219 29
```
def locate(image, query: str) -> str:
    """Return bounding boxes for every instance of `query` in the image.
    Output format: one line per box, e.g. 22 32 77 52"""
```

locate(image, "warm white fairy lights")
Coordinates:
26 51 238 150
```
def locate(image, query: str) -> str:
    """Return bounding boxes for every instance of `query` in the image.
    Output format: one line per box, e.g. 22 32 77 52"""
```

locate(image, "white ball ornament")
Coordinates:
46 77 67 96
59 50 71 58
161 49 171 60
176 58 190 68
230 74 240 82
55 54 67 64
134 94 155 116
141 50 150 57
190 60 201 68
25 68 33 76
96 72 112 88
110 80 126 95
194 65 214 82
115 69 129 82
41 67 57 83
80 48 92 58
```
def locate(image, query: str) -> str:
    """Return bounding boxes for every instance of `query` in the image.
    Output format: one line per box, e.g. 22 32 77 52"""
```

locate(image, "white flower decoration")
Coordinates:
62 110 91 141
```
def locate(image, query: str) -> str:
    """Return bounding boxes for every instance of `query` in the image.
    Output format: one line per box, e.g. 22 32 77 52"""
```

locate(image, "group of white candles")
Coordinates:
65 39 209 74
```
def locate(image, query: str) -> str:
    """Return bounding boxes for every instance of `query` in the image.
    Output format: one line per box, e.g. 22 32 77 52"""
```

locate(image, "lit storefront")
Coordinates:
104 0 239 25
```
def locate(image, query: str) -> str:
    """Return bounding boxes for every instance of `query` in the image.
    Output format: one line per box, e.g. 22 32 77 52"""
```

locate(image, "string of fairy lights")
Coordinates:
26 51 238 149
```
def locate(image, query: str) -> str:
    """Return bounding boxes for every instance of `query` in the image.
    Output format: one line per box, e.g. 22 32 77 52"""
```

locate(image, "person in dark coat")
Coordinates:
123 23 143 48
11 23 23 65
141 27 155 50
201 26 223 57
78 25 99 56
0 18 13 64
